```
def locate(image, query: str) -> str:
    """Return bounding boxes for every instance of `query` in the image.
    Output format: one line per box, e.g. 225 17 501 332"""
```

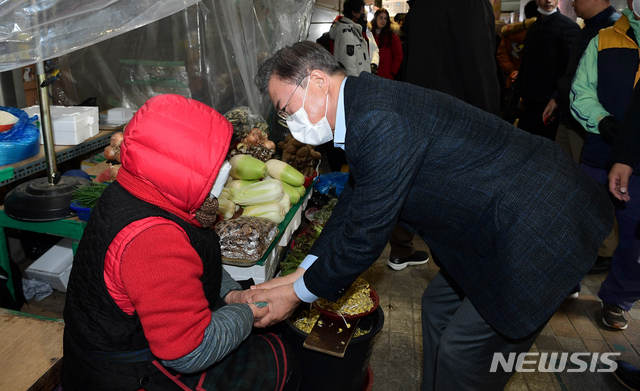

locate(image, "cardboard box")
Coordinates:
22 105 99 145
24 89 38 106
25 237 74 292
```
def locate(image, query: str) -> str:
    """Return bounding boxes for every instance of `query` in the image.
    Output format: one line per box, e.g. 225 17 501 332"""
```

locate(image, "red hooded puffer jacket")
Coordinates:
120 94 232 214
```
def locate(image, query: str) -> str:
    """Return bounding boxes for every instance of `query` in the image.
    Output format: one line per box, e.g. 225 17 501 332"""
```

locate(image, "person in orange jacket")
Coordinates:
496 1 539 88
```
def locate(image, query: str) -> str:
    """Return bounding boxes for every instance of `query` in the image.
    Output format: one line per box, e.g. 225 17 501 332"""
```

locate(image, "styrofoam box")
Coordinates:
25 237 74 292
22 105 99 145
223 247 282 285
106 107 134 124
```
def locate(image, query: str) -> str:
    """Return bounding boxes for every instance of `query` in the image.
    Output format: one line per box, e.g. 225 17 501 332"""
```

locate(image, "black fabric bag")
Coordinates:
0 258 27 310
502 84 524 126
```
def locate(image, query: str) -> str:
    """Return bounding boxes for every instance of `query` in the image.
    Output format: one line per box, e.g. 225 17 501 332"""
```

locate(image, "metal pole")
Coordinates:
35 61 57 184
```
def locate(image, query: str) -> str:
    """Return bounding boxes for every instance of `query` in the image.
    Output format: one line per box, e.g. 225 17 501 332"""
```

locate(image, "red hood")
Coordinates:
120 94 232 216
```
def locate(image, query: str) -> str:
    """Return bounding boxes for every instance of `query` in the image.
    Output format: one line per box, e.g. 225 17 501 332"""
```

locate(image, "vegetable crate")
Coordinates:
223 187 311 284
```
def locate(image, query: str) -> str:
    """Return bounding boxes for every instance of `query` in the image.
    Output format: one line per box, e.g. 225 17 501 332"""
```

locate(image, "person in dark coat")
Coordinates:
544 0 620 164
402 0 501 116
249 41 614 391
609 82 640 201
543 0 620 276
515 0 580 140
606 80 640 391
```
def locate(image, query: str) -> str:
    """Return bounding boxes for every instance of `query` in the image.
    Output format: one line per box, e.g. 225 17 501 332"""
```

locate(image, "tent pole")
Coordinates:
35 61 57 184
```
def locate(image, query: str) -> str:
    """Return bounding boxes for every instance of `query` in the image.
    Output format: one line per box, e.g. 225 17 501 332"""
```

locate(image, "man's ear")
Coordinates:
310 71 329 94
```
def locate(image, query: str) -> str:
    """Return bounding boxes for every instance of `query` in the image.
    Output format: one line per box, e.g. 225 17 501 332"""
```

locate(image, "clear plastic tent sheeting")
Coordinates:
0 0 315 120
0 0 200 71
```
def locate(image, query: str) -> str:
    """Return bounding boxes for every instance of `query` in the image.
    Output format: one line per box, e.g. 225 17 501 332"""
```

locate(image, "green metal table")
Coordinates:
0 207 86 301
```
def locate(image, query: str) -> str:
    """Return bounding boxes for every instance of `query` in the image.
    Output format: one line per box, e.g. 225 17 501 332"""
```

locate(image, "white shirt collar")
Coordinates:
333 77 347 150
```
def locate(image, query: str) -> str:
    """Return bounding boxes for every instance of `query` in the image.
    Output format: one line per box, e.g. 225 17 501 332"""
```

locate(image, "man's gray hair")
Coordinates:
255 41 346 94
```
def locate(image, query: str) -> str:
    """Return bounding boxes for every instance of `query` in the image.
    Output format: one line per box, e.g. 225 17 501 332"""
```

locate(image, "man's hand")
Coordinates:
542 99 557 125
510 71 518 83
371 63 378 75
609 163 633 201
249 284 302 327
250 267 305 292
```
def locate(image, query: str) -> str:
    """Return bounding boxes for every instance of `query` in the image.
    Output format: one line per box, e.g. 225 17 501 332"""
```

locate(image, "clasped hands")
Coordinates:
227 267 305 327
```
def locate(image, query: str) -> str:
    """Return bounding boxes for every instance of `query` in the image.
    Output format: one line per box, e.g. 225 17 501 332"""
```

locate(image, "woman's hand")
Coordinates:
225 289 256 305
225 290 270 322
249 302 270 323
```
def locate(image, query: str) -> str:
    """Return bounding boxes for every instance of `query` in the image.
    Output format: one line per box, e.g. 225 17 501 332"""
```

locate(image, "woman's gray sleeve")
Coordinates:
220 268 242 299
161 303 253 373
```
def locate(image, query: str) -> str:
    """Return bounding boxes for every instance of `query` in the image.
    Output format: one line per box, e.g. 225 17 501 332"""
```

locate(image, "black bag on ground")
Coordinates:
0 258 27 310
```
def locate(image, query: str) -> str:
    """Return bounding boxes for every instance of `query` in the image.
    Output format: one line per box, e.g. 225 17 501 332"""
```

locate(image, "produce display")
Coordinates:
218 154 309 226
212 114 322 264
102 131 123 181
280 223 323 276
315 277 375 317
277 134 321 177
225 106 275 162
279 196 338 275
313 198 338 225
71 183 109 208
292 277 375 337
103 131 123 163
214 216 278 261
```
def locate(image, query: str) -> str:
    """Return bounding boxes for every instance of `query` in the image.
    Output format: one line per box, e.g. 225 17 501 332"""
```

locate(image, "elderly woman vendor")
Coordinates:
61 94 299 391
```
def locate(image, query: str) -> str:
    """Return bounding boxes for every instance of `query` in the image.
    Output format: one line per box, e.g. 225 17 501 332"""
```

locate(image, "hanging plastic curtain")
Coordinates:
0 0 200 72
5 0 314 121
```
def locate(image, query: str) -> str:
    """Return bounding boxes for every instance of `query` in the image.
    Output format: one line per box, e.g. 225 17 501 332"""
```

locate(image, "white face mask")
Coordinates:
634 0 640 18
286 77 334 146
209 160 231 198
537 6 557 15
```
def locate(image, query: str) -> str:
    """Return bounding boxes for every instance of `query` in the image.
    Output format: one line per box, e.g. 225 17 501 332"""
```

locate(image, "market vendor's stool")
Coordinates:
0 308 64 391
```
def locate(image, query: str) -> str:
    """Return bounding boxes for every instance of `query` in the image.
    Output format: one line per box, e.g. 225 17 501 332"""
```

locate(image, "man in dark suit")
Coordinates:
249 41 613 390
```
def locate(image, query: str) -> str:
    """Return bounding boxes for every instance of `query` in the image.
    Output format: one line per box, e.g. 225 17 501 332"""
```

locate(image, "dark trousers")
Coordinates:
389 224 416 259
518 101 559 141
582 164 640 311
421 272 542 391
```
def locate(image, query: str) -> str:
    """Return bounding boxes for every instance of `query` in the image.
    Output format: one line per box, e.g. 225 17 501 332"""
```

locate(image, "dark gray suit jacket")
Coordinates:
305 73 614 339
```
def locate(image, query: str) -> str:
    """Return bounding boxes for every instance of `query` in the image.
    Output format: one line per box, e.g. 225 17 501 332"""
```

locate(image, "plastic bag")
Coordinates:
314 172 349 196
0 106 40 165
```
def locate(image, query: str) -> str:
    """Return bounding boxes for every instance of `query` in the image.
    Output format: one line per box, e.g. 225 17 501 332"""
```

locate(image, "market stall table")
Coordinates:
0 206 85 302
0 308 64 391
0 130 119 302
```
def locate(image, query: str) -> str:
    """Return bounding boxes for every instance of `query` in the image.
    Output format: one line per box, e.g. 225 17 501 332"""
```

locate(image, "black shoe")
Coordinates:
588 256 612 275
602 302 628 330
613 360 640 391
387 250 429 271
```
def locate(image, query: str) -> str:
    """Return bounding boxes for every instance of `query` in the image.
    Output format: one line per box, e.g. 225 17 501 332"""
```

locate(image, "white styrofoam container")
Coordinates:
105 107 134 124
223 246 283 285
25 237 74 292
23 105 99 145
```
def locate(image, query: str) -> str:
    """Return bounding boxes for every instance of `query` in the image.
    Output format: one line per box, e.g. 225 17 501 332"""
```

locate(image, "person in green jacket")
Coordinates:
570 0 640 331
